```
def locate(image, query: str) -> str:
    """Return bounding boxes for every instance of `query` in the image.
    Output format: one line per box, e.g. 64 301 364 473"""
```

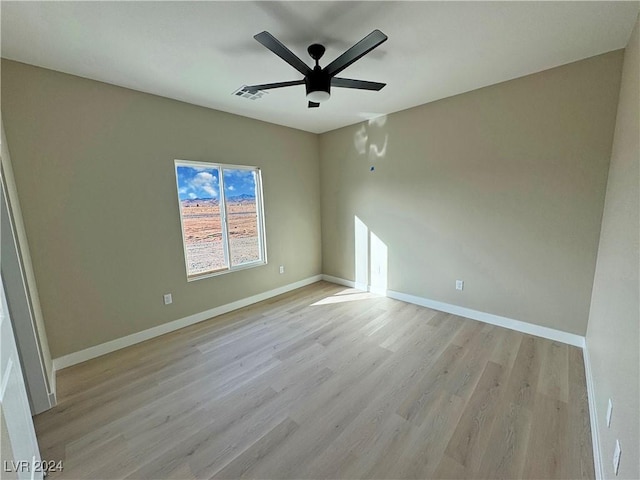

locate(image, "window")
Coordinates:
174 160 266 280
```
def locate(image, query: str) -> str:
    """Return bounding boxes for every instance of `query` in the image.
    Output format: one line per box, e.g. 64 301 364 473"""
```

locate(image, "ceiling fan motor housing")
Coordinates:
305 66 331 102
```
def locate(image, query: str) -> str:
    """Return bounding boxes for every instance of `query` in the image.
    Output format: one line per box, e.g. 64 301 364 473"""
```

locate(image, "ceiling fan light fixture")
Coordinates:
306 90 331 103
305 71 331 103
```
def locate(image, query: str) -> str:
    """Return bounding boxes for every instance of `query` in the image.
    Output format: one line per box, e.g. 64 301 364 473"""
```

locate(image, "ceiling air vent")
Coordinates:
232 86 268 100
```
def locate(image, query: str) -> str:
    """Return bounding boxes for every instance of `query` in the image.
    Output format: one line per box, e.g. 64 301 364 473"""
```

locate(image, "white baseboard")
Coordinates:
321 274 362 289
48 366 57 407
320 275 382 295
321 275 585 348
582 342 603 480
388 289 586 348
53 275 323 371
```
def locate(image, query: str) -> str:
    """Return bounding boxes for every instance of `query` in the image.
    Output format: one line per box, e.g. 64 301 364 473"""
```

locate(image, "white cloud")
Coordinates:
202 185 218 197
193 171 214 184
228 185 235 191
191 170 219 198
188 193 197 199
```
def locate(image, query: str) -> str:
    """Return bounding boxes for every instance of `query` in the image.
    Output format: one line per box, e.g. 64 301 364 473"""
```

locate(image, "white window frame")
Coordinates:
174 159 267 281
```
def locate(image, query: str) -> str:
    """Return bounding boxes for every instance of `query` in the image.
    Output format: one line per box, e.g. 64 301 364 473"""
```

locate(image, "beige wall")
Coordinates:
320 51 623 336
586 15 639 480
1 60 321 358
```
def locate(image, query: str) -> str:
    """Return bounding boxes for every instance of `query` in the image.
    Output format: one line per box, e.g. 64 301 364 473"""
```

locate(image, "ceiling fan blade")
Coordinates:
254 31 312 76
245 80 305 93
331 77 386 91
308 101 320 108
323 29 388 77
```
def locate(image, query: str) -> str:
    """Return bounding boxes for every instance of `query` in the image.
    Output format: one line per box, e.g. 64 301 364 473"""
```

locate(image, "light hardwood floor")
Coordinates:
35 281 595 479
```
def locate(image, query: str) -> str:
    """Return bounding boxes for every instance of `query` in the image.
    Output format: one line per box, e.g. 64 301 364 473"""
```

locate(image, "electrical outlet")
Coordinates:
607 398 613 427
455 280 464 291
163 293 172 305
613 439 621 475
279 265 285 274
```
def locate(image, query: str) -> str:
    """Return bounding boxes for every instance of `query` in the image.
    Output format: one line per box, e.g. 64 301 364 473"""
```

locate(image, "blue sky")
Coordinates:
176 165 256 201
223 168 257 199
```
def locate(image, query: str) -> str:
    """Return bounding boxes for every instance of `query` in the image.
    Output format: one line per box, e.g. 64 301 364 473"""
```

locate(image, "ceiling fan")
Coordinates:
245 29 388 108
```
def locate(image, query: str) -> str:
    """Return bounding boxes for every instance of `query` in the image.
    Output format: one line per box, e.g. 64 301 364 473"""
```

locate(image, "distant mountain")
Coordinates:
180 198 218 206
180 194 254 206
227 193 256 202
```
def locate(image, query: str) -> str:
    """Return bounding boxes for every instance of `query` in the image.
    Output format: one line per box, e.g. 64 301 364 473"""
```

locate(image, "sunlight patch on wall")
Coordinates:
354 215 388 295
354 125 368 155
352 115 389 165
370 231 388 295
355 215 369 290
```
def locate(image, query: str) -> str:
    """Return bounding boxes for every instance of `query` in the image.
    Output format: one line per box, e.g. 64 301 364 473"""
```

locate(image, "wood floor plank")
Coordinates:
477 401 533 479
489 327 523 371
567 347 596 479
301 413 407 479
476 335 543 479
501 334 544 411
34 281 595 480
444 360 507 475
126 387 286 479
211 417 300 479
446 324 500 402
395 343 465 424
522 393 568 479
403 392 467 479
432 453 467 479
375 302 434 351
538 340 569 402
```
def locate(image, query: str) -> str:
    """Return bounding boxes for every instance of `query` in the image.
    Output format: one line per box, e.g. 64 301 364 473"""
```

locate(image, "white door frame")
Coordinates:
1 275 43 480
1 181 53 414
0 117 54 414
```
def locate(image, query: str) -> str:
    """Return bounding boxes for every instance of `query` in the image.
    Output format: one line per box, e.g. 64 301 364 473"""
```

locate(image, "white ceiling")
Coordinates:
1 1 638 134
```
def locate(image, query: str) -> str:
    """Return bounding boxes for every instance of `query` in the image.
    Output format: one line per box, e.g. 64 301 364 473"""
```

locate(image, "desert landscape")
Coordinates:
180 197 260 276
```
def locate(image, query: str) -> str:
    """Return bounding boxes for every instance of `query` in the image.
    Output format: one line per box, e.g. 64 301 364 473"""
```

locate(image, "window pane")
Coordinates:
223 169 261 266
176 165 227 276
